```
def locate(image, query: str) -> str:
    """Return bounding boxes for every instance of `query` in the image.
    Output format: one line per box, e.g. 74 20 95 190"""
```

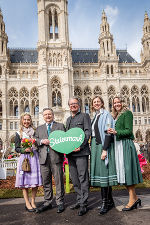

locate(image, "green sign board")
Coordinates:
48 128 85 154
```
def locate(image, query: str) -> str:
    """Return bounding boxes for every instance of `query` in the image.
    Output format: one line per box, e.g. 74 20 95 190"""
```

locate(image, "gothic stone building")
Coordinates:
0 0 150 150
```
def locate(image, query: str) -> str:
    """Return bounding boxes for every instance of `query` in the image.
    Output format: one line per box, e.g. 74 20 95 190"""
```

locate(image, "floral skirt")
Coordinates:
15 150 42 188
90 138 118 187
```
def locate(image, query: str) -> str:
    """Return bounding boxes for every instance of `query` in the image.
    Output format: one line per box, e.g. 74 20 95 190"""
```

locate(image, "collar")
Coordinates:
46 121 54 127
95 108 104 115
71 111 80 118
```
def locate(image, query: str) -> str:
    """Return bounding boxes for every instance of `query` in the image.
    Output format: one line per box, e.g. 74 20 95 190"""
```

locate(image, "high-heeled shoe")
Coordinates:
122 198 141 211
25 206 35 212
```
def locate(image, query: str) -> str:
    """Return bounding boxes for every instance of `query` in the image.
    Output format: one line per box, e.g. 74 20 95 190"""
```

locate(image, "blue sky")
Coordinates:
0 0 150 62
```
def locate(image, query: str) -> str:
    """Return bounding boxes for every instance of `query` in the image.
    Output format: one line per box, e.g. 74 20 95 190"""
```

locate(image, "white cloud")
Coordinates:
128 40 142 63
104 5 119 27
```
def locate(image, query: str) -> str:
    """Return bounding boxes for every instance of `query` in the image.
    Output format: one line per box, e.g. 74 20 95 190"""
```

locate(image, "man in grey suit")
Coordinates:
34 108 65 213
66 97 91 216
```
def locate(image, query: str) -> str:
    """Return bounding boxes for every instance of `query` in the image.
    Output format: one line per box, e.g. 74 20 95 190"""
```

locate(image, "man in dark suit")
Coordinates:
34 108 65 213
66 97 91 216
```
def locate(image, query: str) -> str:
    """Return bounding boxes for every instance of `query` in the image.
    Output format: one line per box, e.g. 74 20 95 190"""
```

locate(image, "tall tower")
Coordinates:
141 11 150 63
37 0 73 123
0 8 8 149
98 10 118 76
0 9 8 59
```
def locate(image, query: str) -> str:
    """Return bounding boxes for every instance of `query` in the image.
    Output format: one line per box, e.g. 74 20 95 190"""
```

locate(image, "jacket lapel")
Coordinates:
43 123 48 138
51 121 57 132
66 117 71 130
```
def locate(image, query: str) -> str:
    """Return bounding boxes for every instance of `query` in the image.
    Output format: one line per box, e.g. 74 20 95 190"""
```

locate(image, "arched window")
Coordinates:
141 85 149 113
49 8 59 40
107 40 109 51
31 87 39 116
74 86 82 111
74 86 82 97
84 86 92 96
34 105 39 116
111 65 113 74
0 138 3 151
93 86 102 95
0 66 2 75
106 65 109 74
108 97 113 112
25 106 30 112
107 86 116 111
84 97 92 114
14 106 18 117
8 87 19 117
54 10 58 39
0 100 2 117
0 90 2 117
84 86 92 114
19 87 29 114
131 86 140 112
51 78 62 107
49 10 53 39
121 86 130 109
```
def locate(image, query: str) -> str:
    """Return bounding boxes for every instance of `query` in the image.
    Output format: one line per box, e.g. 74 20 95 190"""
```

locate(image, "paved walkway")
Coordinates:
0 188 150 225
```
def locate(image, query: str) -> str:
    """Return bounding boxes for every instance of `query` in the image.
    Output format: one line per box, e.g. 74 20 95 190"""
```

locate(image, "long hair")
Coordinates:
91 96 105 112
19 113 35 138
112 96 128 119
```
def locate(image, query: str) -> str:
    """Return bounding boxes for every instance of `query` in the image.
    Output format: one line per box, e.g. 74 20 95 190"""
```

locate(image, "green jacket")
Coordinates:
115 110 134 141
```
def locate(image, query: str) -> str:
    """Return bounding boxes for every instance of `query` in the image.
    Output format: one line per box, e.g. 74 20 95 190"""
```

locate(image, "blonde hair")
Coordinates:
91 96 105 112
112 96 128 119
19 113 35 138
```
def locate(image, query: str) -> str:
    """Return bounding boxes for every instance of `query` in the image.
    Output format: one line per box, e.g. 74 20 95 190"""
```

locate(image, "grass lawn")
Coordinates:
0 180 150 199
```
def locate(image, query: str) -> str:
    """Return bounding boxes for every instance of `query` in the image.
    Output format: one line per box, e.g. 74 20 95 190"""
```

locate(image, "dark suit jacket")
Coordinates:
66 112 92 157
34 121 65 165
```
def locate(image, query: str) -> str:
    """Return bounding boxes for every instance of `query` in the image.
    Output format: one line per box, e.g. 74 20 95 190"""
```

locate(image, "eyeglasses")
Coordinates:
69 103 79 106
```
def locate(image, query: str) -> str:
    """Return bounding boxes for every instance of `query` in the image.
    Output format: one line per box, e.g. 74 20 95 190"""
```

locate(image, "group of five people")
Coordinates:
15 96 143 216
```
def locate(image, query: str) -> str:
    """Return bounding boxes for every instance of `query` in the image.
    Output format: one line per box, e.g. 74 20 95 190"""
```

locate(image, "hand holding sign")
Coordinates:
48 128 85 154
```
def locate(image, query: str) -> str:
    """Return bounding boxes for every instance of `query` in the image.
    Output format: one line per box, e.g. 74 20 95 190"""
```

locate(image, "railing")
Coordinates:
0 158 18 169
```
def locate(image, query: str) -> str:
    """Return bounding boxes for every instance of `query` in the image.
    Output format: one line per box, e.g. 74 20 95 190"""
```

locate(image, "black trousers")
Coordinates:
68 155 89 207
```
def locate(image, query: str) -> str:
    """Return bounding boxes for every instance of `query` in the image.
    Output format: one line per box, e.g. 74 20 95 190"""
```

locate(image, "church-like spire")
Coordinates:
141 11 150 62
98 10 117 60
0 8 8 57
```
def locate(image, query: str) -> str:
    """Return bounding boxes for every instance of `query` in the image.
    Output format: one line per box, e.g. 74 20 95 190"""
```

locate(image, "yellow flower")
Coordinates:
25 139 28 142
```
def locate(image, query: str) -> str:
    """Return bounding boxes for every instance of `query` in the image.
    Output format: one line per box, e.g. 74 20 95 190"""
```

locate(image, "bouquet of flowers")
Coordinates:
21 138 36 157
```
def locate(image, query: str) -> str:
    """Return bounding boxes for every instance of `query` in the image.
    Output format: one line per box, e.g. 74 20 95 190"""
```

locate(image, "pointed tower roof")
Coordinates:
0 7 3 18
144 11 149 22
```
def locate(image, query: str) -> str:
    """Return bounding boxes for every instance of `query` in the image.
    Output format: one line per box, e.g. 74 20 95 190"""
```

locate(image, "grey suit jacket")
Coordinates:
66 112 92 157
34 121 65 165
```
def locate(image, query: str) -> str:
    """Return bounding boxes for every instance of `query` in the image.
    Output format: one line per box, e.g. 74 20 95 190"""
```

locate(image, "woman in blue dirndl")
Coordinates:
90 96 118 215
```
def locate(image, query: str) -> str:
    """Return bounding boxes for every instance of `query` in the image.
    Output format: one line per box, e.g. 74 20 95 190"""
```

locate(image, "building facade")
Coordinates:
0 0 150 150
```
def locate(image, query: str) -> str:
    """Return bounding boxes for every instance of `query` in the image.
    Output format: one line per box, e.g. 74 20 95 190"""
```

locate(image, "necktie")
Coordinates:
47 124 51 153
48 124 51 137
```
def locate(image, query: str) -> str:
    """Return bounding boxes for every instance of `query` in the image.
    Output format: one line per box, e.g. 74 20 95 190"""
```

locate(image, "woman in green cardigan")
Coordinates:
108 96 143 211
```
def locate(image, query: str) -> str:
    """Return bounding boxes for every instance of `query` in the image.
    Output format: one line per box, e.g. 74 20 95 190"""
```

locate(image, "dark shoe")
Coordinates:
57 204 65 213
108 199 115 210
122 199 141 212
99 200 108 215
99 187 109 215
108 187 115 210
35 204 52 213
70 203 80 210
25 206 35 212
98 200 115 210
78 206 87 216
